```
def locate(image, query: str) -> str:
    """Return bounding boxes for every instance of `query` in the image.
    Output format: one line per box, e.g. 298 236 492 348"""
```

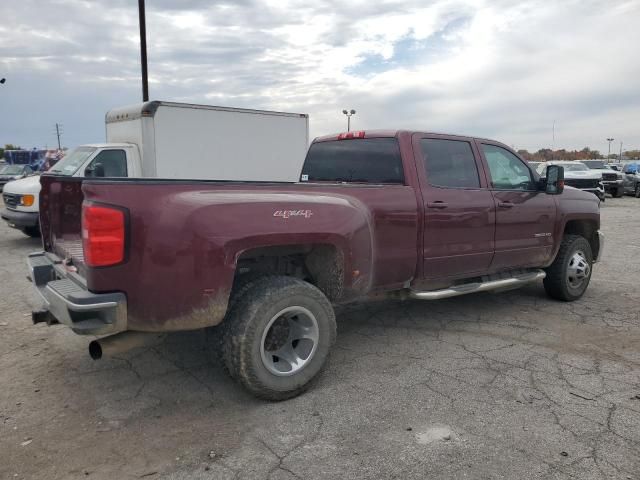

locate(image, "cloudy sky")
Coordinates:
1 0 638 154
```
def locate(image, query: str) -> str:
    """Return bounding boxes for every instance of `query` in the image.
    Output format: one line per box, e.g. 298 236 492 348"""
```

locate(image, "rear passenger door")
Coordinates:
414 135 496 280
478 142 557 269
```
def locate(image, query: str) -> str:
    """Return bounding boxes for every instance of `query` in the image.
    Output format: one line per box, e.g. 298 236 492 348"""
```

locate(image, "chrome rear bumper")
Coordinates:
27 251 127 335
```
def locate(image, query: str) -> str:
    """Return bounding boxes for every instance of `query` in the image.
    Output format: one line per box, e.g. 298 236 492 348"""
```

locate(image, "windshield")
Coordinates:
0 165 24 175
582 161 605 169
560 163 589 172
48 147 96 176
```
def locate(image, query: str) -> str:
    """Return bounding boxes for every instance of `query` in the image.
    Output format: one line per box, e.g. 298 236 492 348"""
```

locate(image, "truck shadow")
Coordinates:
84 284 553 407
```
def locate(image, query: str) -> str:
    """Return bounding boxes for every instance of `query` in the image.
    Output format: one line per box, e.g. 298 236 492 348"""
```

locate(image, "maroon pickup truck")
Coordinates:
28 130 603 400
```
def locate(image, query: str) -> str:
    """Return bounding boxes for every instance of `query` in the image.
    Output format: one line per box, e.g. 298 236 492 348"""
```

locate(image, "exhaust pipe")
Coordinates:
89 331 165 360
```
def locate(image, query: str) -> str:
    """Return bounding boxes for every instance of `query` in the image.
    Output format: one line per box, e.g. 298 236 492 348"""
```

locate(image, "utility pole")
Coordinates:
138 0 149 101
606 138 614 161
54 123 63 149
552 120 555 153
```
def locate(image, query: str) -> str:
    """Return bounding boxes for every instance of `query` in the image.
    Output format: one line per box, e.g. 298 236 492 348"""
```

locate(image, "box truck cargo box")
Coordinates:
105 101 309 181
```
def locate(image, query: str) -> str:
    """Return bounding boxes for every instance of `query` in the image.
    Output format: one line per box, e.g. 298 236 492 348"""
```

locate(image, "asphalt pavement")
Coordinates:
1 197 639 479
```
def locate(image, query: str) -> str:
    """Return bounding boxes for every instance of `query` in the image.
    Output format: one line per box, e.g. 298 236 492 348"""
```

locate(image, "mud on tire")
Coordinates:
222 276 336 400
205 274 265 371
543 234 593 302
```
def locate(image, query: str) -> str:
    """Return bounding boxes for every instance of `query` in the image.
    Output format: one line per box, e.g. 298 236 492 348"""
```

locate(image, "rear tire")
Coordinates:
222 276 336 400
205 273 265 371
544 234 593 301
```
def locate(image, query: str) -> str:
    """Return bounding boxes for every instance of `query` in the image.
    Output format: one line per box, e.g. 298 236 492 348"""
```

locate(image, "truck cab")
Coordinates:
2 145 139 236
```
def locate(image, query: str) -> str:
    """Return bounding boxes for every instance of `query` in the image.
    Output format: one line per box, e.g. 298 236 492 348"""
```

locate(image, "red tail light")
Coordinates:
82 204 125 267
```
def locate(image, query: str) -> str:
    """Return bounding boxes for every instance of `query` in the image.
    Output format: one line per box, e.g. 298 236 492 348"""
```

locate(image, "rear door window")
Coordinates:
420 139 481 188
301 138 404 184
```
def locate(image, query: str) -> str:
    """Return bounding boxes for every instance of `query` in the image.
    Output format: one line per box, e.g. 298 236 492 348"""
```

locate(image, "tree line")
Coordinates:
517 147 640 162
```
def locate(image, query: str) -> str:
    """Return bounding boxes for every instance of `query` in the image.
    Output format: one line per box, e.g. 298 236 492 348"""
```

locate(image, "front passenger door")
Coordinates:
479 143 557 269
84 149 128 177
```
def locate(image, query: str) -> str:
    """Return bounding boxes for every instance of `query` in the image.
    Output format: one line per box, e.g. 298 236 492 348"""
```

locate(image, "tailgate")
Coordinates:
39 174 85 268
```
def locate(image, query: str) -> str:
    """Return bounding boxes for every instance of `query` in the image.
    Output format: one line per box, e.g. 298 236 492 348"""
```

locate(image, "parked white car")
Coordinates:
536 161 604 201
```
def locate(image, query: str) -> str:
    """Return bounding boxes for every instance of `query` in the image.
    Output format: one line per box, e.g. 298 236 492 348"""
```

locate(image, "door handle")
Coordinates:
427 201 449 209
498 201 514 208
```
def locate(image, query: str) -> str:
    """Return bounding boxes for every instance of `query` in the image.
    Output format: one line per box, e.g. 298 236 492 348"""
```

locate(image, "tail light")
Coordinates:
82 204 126 267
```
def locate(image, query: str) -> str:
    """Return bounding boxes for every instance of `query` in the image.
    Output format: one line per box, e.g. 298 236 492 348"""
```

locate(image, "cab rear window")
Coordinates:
301 138 404 184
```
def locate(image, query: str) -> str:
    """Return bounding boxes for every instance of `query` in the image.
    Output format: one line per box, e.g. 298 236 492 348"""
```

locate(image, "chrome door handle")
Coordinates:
498 201 514 208
427 201 449 209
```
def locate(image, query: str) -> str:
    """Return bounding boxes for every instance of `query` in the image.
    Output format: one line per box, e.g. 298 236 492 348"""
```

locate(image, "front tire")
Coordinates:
544 234 593 301
635 184 640 198
613 187 624 198
222 276 336 400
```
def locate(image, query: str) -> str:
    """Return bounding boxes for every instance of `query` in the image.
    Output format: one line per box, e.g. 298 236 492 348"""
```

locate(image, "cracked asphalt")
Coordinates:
1 197 639 480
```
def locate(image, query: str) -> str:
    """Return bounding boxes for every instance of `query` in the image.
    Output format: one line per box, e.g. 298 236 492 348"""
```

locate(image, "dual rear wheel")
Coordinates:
215 276 336 401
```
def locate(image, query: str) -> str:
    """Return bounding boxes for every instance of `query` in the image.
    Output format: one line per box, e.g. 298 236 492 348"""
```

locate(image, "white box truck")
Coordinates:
1 101 310 236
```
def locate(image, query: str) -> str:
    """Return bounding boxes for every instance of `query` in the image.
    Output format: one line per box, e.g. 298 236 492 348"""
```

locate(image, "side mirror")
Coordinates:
545 165 564 194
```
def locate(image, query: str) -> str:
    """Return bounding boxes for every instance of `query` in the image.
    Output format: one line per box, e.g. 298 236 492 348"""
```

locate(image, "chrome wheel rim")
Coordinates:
260 306 319 376
567 250 590 289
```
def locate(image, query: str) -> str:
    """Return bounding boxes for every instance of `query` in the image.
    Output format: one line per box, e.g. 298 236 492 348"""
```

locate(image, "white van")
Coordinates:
1 101 309 236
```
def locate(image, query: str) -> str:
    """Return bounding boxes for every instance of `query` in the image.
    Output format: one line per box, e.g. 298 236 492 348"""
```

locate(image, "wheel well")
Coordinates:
235 244 344 301
563 220 599 259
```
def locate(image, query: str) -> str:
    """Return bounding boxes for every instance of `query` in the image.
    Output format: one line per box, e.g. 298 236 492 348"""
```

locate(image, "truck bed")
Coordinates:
38 174 419 332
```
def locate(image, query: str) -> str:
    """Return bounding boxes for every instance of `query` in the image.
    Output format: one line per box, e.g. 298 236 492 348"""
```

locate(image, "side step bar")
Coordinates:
410 269 546 301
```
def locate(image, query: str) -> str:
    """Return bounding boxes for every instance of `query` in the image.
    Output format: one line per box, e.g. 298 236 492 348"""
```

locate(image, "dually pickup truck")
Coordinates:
28 130 603 400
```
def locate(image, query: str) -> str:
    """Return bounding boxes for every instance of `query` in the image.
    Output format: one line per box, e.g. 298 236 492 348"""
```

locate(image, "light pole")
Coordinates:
619 141 623 163
342 109 356 132
606 138 614 161
138 0 149 101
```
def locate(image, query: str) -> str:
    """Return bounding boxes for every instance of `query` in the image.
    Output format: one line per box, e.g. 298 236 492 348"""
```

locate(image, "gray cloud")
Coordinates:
0 0 638 153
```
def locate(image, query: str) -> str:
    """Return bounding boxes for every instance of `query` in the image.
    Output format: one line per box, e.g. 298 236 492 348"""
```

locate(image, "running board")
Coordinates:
409 270 546 300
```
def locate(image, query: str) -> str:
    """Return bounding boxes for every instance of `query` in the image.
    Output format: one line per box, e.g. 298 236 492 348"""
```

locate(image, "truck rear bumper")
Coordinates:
27 252 127 335
2 208 39 228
